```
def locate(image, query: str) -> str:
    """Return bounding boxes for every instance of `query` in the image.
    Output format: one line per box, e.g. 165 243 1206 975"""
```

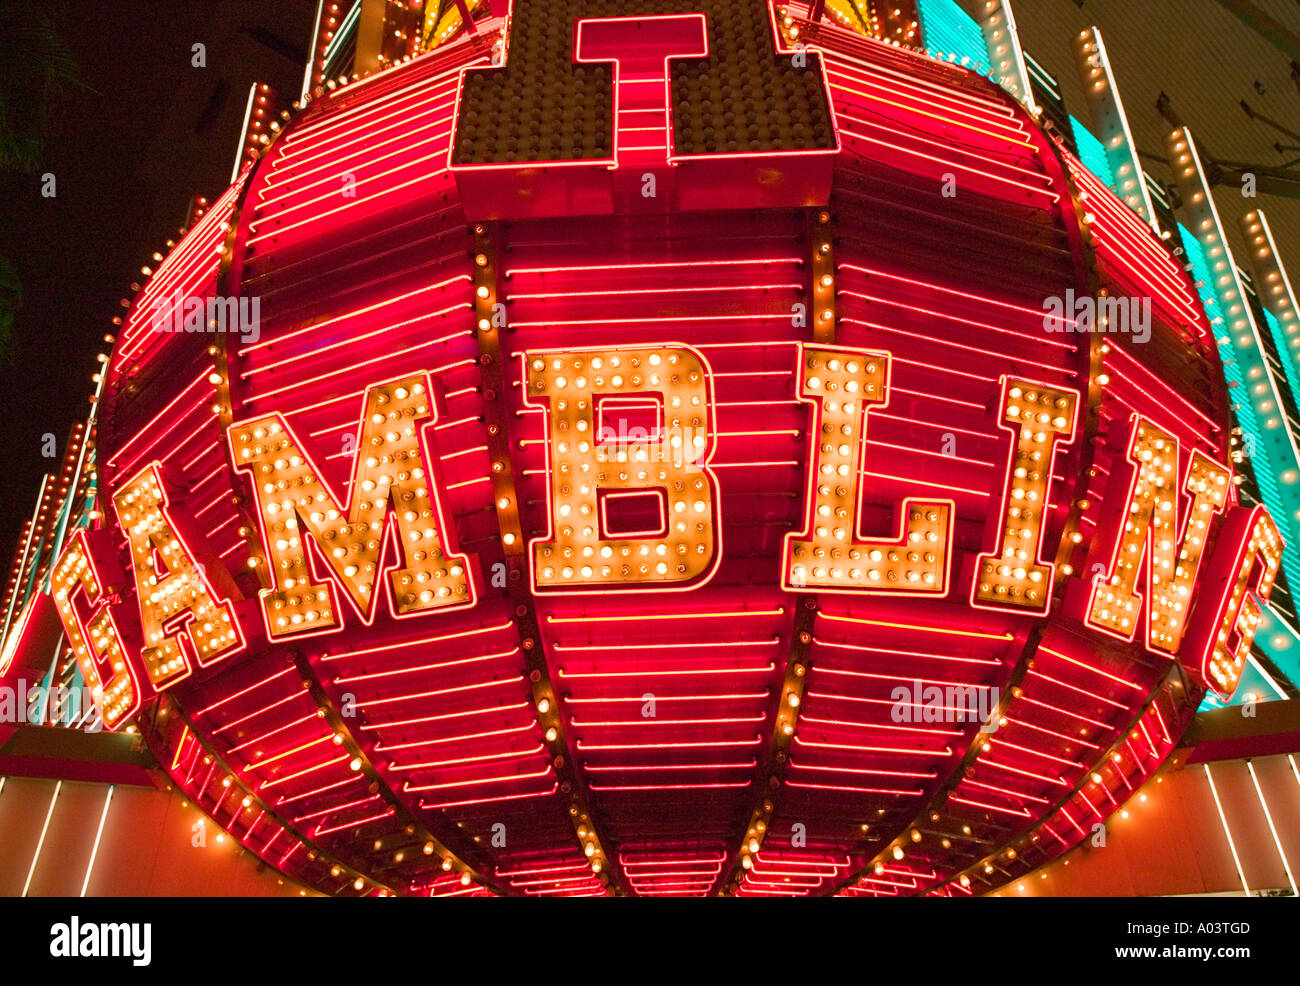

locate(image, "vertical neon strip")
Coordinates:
80 785 115 897
1072 27 1156 228
22 780 62 897
323 0 363 70
1246 761 1297 897
45 407 100 593
1240 210 1300 383
1202 764 1250 897
1168 129 1300 593
302 0 325 104
1 474 50 658
232 83 258 185
35 636 63 726
978 0 1037 113
172 725 190 771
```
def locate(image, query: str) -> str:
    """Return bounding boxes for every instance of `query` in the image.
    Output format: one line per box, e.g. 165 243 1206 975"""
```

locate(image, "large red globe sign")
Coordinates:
55 2 1281 896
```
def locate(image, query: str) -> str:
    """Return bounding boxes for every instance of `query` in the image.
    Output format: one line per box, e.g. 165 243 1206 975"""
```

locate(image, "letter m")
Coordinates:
228 373 474 639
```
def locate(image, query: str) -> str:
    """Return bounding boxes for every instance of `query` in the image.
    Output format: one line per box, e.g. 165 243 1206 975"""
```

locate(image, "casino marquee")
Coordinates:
2 1 1300 900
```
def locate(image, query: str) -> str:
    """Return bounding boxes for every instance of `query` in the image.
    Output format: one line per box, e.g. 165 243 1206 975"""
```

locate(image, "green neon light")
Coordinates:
917 0 990 77
1069 117 1116 192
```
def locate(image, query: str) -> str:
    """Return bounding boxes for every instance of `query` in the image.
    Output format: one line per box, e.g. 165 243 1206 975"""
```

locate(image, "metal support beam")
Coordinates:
1239 100 1300 144
1213 0 1300 64
1206 161 1300 201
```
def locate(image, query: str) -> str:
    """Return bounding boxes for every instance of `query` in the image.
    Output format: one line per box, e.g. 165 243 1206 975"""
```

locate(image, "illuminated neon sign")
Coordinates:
449 0 840 217
31 0 1279 897
783 343 954 595
228 373 476 640
54 343 1281 726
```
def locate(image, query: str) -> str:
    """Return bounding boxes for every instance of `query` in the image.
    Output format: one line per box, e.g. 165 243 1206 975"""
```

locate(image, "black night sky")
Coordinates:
0 0 315 566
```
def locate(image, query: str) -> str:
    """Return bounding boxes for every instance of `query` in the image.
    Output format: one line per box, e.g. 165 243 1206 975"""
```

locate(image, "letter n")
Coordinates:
1085 415 1230 653
1183 505 1284 699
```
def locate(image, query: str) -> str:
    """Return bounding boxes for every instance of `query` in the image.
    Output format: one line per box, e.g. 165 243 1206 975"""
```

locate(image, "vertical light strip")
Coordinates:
171 724 190 771
35 636 64 726
80 785 115 897
1240 210 1300 379
21 780 62 897
1203 764 1251 897
231 83 258 185
977 0 1037 114
0 474 51 656
1071 27 1156 229
1246 761 1297 896
301 0 326 104
1169 127 1300 613
1168 130 1300 492
1289 754 1300 793
323 0 363 70
46 357 108 581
